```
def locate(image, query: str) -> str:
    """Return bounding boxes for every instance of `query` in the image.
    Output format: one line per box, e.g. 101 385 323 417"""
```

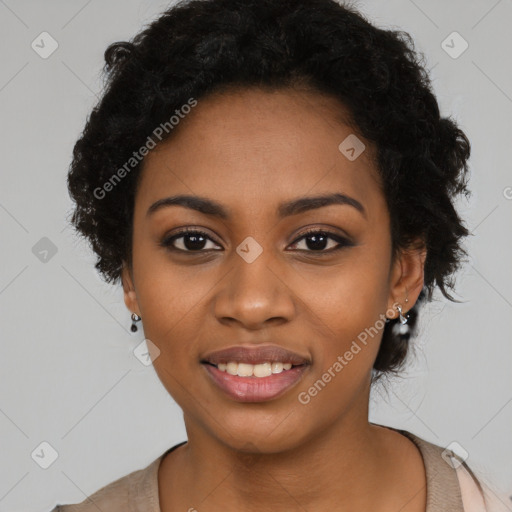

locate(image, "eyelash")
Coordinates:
160 227 353 255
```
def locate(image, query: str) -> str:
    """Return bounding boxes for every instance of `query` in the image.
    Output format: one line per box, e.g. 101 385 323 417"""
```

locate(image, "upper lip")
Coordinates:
201 345 310 366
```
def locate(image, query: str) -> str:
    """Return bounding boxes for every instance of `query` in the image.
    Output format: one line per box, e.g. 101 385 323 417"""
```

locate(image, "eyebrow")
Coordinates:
147 192 366 220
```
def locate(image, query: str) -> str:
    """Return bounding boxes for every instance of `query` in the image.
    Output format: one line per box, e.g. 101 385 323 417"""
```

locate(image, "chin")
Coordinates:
207 413 312 455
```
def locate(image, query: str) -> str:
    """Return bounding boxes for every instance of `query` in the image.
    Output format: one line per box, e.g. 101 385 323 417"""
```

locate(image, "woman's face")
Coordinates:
122 87 425 453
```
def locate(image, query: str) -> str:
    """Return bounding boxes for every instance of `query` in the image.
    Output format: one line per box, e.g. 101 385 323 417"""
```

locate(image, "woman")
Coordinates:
51 0 505 510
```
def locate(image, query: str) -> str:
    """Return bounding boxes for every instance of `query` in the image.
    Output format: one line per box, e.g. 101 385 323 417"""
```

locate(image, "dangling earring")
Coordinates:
130 313 141 333
392 305 410 338
396 304 409 325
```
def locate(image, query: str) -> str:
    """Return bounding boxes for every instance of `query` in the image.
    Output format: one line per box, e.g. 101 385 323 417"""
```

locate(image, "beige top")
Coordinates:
50 425 506 512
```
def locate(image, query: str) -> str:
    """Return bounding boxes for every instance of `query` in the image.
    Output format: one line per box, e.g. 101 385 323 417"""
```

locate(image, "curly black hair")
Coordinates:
67 0 471 381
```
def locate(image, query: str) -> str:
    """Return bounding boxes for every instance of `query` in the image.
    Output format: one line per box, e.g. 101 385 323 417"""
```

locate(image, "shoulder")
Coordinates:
48 451 167 512
398 428 510 512
456 463 512 512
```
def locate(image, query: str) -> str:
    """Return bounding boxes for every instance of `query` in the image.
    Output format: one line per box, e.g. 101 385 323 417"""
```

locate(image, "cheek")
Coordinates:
297 245 391 394
137 275 207 352
131 248 212 362
301 246 390 342
294 270 388 419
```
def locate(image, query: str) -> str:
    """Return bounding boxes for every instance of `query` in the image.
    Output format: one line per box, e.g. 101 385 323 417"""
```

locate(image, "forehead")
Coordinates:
136 87 384 220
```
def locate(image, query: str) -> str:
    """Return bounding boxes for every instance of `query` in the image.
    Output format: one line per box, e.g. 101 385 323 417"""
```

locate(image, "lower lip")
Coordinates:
202 363 309 402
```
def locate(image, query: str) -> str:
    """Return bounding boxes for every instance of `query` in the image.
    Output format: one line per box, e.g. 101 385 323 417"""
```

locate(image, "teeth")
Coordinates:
237 363 254 377
215 361 294 377
253 362 272 377
271 362 284 374
226 362 238 375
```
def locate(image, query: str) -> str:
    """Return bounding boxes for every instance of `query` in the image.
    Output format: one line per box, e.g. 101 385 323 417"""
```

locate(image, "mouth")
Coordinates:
200 344 310 402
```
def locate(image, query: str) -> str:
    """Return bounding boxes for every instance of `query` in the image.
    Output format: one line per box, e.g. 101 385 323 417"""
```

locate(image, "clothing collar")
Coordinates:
136 428 464 512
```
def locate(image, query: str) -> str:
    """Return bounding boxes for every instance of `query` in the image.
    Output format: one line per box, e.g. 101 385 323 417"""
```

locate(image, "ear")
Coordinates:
387 239 427 320
121 261 141 316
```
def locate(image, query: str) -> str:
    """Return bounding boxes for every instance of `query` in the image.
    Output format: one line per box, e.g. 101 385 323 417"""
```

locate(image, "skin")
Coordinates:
122 86 428 511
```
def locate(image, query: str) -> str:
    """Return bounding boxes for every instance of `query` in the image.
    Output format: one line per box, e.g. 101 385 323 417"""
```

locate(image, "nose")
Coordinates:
212 244 296 330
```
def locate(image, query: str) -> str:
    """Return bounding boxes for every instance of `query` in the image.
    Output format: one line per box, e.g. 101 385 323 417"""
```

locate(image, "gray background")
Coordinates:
0 0 511 510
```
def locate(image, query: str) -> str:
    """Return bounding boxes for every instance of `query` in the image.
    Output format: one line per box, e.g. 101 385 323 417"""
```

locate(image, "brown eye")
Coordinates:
160 229 222 252
288 229 353 253
160 228 353 255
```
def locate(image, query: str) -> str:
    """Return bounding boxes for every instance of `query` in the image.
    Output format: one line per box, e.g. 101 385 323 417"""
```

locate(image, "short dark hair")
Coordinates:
67 0 471 381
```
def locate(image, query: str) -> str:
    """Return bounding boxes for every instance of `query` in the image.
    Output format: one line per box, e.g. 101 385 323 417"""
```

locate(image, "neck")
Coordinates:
158 404 411 511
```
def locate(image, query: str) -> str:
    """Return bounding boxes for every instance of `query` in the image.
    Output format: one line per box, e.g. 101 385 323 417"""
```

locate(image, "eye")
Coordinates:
288 228 352 253
160 227 353 254
160 228 222 252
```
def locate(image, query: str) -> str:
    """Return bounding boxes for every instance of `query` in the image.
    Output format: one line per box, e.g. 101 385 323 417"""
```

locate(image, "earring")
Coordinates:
130 313 141 333
396 304 409 325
